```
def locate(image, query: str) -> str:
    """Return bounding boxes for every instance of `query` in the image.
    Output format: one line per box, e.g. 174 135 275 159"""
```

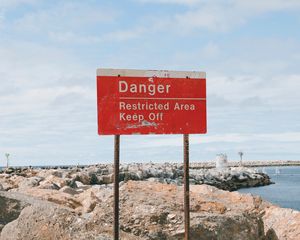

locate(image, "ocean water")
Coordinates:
238 166 300 211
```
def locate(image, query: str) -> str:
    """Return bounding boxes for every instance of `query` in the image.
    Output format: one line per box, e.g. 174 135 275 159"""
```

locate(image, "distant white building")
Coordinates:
216 154 228 169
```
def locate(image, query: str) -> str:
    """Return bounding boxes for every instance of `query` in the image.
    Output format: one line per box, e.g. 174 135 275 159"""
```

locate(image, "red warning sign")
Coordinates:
97 69 206 135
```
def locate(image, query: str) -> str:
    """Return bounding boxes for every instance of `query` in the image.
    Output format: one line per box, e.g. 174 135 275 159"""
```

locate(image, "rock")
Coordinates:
74 181 91 190
101 174 113 185
87 181 280 239
72 172 90 185
0 195 25 234
0 201 140 240
59 186 79 195
89 173 98 185
0 164 295 239
0 175 25 191
38 182 60 190
38 175 67 189
17 188 82 210
1 163 273 192
51 170 63 178
263 206 300 240
36 169 62 179
4 168 15 174
76 189 101 213
0 181 299 239
0 205 77 240
75 181 85 188
167 213 176 220
18 176 44 190
0 184 3 191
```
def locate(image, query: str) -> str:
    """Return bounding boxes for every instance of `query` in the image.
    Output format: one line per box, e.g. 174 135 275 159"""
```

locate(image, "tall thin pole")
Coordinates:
114 135 120 240
183 134 190 240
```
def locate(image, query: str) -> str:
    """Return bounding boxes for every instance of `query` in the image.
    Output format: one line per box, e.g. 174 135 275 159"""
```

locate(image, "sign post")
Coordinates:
97 69 206 240
183 134 190 239
114 135 120 240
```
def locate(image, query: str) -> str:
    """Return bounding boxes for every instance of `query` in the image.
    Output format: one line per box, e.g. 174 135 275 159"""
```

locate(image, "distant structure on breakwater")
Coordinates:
216 154 228 169
191 160 300 169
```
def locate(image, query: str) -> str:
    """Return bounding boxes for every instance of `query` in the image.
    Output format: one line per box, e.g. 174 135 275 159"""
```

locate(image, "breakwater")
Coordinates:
0 163 272 191
190 160 300 169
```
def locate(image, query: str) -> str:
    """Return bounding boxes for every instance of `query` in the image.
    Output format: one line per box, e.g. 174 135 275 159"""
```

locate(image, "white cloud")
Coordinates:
137 0 300 32
123 132 300 149
48 31 103 44
137 0 300 10
102 27 146 41
0 0 38 8
0 40 91 89
0 86 94 116
9 2 118 35
234 0 300 13
49 27 146 44
174 4 242 32
206 73 300 112
201 42 219 58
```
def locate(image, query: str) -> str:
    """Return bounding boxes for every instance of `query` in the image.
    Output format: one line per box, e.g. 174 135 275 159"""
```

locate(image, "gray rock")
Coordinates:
59 186 79 195
18 176 44 190
101 174 113 185
74 181 90 190
0 195 26 234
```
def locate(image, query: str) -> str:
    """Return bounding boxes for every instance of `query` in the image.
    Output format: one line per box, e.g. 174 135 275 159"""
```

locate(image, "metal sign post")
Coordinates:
184 134 190 240
114 135 120 240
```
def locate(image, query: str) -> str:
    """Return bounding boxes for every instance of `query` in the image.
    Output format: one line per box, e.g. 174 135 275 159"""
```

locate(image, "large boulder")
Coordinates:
0 205 77 240
88 181 271 240
17 188 82 210
37 175 67 190
0 203 140 240
76 188 101 213
263 206 300 240
0 196 25 233
0 175 25 191
17 176 44 190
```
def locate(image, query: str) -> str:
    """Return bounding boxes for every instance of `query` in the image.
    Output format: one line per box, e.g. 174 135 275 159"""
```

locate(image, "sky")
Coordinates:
0 0 300 166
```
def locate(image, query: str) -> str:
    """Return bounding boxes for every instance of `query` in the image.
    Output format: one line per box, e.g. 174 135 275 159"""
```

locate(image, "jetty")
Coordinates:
190 160 300 169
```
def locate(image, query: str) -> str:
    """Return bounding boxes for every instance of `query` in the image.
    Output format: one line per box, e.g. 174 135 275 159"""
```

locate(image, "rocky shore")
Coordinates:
0 181 299 239
0 164 298 240
0 163 272 192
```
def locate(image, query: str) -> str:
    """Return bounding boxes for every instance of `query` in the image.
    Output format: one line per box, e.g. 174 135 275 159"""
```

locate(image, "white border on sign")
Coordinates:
97 68 206 79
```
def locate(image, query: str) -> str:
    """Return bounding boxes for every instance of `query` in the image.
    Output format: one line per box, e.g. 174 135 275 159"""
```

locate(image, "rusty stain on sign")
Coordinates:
125 120 158 129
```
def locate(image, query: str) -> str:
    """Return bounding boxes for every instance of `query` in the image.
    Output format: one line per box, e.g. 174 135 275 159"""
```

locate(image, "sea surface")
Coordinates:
238 166 300 211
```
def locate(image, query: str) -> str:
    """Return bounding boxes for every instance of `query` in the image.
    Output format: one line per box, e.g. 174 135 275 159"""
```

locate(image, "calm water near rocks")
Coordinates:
238 166 300 211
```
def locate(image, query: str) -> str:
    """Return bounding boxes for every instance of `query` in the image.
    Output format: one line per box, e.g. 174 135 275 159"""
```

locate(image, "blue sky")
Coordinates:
1 0 300 166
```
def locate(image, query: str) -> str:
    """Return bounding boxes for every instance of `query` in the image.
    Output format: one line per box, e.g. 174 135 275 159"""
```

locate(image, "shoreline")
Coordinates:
1 160 300 171
191 160 300 169
0 163 299 239
1 163 273 192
